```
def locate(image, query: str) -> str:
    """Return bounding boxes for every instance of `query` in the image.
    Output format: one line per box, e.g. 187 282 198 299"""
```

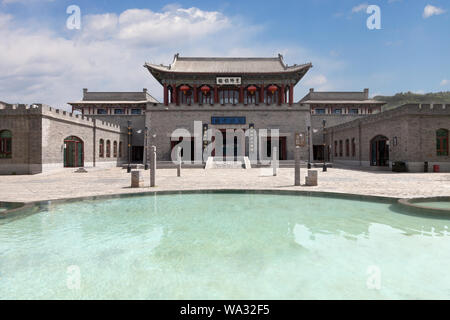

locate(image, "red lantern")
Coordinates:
200 85 211 95
247 85 257 95
268 85 278 94
180 85 190 95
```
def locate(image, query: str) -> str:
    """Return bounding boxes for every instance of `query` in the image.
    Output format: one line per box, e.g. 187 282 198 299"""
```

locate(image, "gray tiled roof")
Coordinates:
145 53 312 74
68 89 159 105
300 89 385 105
301 100 385 104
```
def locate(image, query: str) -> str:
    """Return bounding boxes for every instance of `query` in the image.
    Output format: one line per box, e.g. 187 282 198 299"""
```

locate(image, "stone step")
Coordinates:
211 161 245 169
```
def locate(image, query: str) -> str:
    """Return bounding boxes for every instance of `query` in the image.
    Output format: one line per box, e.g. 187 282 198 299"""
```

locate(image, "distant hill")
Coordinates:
373 91 450 110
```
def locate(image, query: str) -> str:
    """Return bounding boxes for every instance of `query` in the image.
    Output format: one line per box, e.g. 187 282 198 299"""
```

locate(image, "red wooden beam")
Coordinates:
214 85 218 104
260 85 264 104
289 84 294 106
193 85 198 104
163 83 168 106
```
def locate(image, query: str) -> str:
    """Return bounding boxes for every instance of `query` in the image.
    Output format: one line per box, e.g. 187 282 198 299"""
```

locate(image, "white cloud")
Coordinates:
352 3 369 13
423 4 445 19
0 7 343 109
441 79 449 86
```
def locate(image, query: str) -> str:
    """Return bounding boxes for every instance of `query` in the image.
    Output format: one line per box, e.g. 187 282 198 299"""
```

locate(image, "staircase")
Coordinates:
205 157 251 169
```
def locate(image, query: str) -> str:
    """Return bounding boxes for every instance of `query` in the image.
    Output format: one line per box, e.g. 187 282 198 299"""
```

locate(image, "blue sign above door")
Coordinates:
211 117 246 125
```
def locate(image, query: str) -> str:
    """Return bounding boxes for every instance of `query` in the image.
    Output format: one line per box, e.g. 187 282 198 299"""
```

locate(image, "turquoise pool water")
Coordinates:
1 192 449 300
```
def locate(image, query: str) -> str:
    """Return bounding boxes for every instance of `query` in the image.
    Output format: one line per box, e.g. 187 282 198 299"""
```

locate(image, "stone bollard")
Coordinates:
131 170 144 188
295 146 300 186
177 147 181 177
305 170 318 186
150 146 156 187
272 146 278 176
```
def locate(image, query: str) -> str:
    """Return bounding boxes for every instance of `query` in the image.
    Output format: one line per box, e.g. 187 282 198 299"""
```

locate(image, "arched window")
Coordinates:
106 140 111 157
264 85 279 105
177 85 192 105
99 139 104 158
199 85 213 105
437 129 449 156
0 130 12 159
119 141 123 158
244 86 260 105
113 141 118 157
351 138 356 157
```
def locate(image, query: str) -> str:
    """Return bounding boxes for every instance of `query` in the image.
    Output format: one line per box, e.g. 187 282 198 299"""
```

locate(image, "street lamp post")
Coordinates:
322 119 327 172
144 126 149 170
127 120 132 173
307 126 311 169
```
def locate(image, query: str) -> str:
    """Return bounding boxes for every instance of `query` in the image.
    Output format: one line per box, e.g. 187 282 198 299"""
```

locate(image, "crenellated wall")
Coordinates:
0 104 128 174
325 103 450 172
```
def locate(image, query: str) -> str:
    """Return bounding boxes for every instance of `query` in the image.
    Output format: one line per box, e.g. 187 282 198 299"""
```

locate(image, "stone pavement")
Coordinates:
0 167 449 203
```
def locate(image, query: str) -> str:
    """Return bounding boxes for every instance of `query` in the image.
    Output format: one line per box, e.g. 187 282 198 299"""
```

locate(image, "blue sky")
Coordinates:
0 0 449 108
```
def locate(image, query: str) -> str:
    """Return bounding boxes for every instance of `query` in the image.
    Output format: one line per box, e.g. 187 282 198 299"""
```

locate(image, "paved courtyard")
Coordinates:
0 167 449 203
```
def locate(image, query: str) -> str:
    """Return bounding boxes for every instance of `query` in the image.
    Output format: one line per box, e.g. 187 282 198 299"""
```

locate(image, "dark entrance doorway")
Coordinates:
313 145 325 161
171 138 195 162
265 136 287 160
64 136 84 167
131 146 143 163
370 135 389 166
211 130 242 160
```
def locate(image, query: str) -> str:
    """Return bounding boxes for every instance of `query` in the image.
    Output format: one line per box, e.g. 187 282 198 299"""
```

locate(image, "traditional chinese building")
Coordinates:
143 54 313 162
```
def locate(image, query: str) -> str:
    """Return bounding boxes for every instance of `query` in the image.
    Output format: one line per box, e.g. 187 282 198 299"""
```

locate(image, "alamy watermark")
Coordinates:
168 121 283 165
367 5 381 30
366 265 381 290
66 5 81 30
66 265 81 290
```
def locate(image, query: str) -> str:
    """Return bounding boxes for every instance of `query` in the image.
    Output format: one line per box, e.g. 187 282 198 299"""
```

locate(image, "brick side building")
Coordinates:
0 104 127 175
326 103 450 172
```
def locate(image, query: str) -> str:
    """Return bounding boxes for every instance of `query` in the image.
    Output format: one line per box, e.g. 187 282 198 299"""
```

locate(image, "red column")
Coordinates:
260 85 264 104
289 84 294 106
239 86 244 104
193 85 198 104
174 85 179 106
277 87 281 106
281 84 285 105
214 85 218 104
163 84 168 106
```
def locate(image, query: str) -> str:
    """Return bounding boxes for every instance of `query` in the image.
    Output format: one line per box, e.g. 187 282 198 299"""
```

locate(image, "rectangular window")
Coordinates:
349 109 359 114
131 109 142 115
345 139 350 157
334 141 338 157
315 109 325 114
333 109 342 114
114 109 125 115
97 109 107 115
339 140 343 157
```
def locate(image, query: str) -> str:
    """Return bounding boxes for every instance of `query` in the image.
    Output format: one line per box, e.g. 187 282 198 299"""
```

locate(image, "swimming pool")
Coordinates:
1 191 449 299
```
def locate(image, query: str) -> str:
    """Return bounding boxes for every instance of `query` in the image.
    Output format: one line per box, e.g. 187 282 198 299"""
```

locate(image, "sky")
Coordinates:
0 0 449 109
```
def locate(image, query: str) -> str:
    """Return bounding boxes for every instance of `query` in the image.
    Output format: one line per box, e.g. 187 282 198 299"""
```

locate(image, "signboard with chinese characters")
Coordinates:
216 77 242 85
295 132 306 147
211 117 246 125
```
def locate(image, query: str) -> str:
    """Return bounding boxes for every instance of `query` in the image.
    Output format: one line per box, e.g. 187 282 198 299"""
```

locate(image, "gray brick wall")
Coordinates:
145 104 311 162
